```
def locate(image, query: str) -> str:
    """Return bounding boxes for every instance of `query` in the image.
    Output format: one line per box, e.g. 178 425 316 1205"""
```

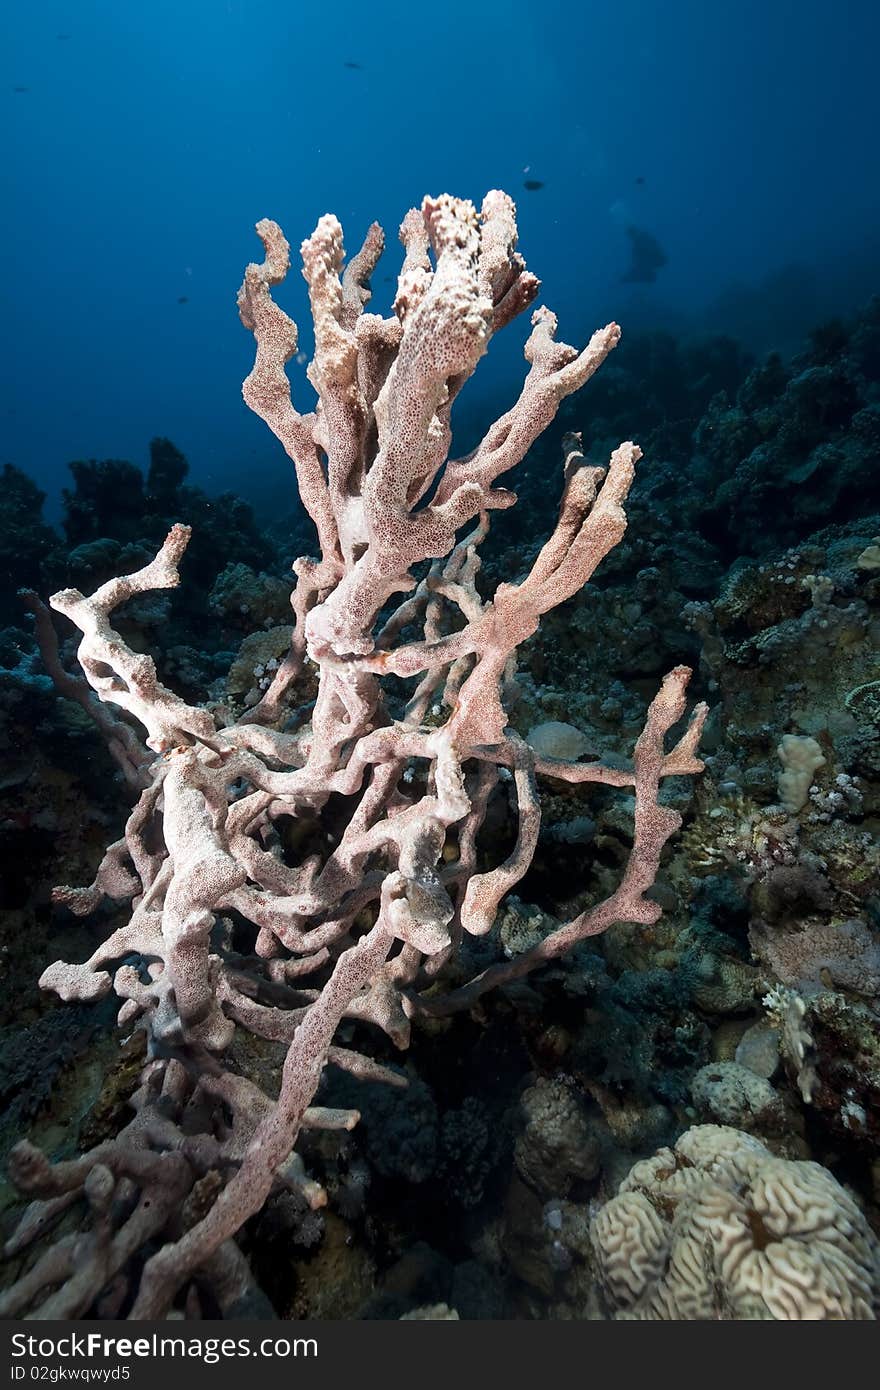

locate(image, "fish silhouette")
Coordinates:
621 225 668 284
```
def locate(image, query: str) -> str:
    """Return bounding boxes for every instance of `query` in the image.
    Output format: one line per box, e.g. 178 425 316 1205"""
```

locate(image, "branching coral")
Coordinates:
3 191 705 1319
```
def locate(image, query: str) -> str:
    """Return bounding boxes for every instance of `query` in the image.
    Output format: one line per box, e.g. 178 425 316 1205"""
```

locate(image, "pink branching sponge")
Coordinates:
3 191 706 1319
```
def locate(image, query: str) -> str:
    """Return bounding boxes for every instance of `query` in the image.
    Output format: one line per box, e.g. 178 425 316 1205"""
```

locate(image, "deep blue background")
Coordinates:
3 0 879 519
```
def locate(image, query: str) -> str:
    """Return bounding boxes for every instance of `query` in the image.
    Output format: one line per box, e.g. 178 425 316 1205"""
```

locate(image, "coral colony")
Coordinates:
1 192 707 1317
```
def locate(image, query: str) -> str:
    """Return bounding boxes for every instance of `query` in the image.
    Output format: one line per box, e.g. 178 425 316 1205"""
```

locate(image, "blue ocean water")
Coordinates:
3 0 878 518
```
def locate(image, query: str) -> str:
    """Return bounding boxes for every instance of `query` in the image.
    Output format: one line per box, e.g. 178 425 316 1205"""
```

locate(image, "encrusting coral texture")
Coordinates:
1 191 706 1318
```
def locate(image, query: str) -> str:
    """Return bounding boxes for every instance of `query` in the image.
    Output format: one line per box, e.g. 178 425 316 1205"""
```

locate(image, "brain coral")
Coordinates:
590 1124 880 1319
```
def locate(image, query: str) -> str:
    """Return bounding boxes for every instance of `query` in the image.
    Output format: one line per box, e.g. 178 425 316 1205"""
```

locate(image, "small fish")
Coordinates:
343 61 362 69
57 33 71 40
177 296 189 304
635 175 645 185
523 179 544 191
13 86 29 93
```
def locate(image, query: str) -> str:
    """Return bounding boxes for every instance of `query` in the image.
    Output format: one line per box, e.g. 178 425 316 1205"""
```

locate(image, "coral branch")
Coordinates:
6 190 705 1319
